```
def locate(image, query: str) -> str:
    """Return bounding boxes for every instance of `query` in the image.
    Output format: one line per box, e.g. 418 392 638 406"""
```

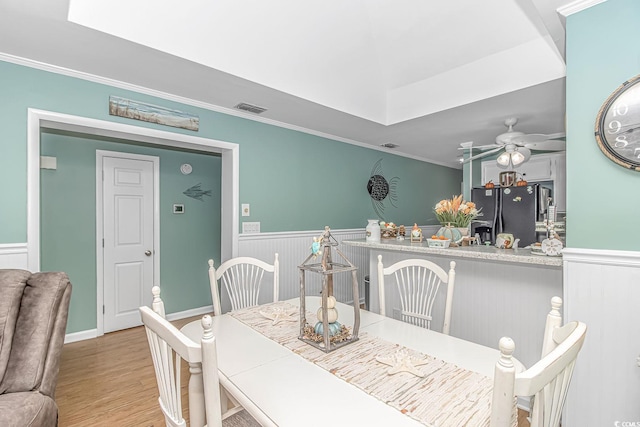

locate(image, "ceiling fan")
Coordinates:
462 117 565 168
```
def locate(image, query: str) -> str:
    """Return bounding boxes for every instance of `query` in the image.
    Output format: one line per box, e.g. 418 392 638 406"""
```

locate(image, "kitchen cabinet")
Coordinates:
481 152 566 212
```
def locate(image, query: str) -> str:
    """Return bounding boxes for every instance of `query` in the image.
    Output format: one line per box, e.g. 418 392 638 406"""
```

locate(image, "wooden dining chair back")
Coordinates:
208 254 279 315
377 255 456 334
151 285 166 317
139 305 206 427
142 287 257 427
490 297 587 427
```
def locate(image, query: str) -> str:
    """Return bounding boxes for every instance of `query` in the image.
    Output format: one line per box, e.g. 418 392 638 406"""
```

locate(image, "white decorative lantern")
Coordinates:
298 226 360 352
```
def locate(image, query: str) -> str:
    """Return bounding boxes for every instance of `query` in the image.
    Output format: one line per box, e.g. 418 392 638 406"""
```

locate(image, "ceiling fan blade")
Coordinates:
546 132 566 139
476 144 503 151
512 133 550 144
524 140 566 151
457 144 501 151
463 146 503 162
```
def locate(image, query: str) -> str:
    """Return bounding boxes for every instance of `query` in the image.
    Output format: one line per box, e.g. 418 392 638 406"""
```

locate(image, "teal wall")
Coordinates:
566 0 640 251
0 60 460 239
40 131 220 333
0 59 461 333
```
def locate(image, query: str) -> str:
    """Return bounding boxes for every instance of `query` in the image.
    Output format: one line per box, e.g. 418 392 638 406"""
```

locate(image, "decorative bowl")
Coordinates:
426 238 451 248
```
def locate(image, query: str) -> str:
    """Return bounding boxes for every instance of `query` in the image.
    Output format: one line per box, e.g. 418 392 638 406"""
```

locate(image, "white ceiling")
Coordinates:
0 0 598 168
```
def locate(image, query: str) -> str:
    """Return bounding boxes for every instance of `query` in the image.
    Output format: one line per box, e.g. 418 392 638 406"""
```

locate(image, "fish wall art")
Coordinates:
183 183 212 201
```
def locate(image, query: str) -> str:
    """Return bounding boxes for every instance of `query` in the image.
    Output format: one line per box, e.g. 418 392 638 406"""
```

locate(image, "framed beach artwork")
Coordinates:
108 96 200 131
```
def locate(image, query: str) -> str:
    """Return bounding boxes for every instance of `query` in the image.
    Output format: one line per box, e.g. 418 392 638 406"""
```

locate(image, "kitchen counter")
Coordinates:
344 237 563 369
343 238 563 267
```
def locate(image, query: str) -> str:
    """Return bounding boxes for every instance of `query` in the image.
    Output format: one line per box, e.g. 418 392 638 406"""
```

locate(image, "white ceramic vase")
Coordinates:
366 219 381 243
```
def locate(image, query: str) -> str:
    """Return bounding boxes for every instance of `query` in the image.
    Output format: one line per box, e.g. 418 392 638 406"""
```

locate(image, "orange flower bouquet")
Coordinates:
434 195 481 227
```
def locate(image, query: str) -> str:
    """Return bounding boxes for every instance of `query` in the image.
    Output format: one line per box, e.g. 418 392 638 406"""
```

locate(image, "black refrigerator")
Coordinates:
499 184 551 247
471 184 551 247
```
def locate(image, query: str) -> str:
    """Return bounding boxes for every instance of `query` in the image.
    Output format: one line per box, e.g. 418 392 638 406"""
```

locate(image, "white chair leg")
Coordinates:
188 361 206 427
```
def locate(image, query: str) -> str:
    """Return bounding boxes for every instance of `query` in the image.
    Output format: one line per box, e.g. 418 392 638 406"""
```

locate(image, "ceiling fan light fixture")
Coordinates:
511 151 526 166
496 152 511 167
496 146 531 169
512 147 531 166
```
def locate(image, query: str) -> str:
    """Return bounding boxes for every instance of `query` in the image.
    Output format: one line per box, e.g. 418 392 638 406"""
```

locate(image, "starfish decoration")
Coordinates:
259 307 298 325
376 349 431 377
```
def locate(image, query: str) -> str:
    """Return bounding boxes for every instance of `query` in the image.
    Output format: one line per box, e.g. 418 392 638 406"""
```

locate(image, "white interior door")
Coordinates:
102 155 156 332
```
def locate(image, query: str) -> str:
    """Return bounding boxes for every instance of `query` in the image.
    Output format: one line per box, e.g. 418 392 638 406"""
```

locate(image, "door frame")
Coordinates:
28 108 239 336
96 150 160 334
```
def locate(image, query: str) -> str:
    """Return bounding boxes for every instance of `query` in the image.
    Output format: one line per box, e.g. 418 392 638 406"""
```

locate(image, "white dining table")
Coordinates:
181 296 518 427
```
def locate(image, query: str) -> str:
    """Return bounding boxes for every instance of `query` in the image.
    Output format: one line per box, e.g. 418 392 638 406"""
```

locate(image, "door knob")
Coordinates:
145 250 152 256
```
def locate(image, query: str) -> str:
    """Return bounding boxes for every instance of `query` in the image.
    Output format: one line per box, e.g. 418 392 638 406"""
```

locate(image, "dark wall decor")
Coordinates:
366 159 399 220
183 183 212 201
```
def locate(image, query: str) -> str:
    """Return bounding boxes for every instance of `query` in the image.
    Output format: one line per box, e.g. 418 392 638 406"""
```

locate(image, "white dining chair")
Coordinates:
151 285 166 317
154 285 236 420
140 294 258 426
490 297 587 427
208 254 279 315
377 255 456 334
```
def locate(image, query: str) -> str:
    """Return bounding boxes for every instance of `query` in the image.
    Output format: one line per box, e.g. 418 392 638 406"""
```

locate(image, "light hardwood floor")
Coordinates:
55 318 530 426
56 317 196 427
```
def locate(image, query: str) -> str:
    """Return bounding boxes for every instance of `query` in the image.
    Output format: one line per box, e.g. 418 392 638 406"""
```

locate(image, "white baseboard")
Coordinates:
63 305 214 343
64 328 98 344
517 396 531 412
165 305 214 322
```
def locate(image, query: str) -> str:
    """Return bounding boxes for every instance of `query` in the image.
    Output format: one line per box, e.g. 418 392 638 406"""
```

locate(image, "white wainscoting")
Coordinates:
367 248 562 369
0 243 29 269
562 248 640 427
238 228 368 307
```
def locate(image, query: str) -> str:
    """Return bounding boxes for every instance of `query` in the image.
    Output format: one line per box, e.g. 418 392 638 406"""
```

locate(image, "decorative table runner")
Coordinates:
230 302 516 427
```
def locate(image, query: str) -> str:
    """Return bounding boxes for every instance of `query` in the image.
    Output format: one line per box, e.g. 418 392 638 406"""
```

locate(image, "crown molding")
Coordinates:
0 52 455 169
459 141 474 149
557 0 607 19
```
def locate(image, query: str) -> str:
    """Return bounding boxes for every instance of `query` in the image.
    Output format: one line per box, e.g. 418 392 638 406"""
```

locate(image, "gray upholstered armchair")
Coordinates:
0 269 72 427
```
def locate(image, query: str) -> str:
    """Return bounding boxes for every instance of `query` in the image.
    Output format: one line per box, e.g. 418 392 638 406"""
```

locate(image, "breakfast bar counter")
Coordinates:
344 238 563 267
343 238 562 368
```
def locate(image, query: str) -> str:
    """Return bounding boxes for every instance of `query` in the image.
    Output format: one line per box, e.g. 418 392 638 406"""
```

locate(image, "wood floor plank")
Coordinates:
56 317 196 427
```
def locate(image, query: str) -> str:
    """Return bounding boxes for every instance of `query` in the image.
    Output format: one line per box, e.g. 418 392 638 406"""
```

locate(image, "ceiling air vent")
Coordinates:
234 103 267 114
380 143 398 149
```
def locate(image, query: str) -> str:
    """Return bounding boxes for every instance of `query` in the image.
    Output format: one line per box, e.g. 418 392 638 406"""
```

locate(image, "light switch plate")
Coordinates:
242 203 250 217
242 222 260 234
